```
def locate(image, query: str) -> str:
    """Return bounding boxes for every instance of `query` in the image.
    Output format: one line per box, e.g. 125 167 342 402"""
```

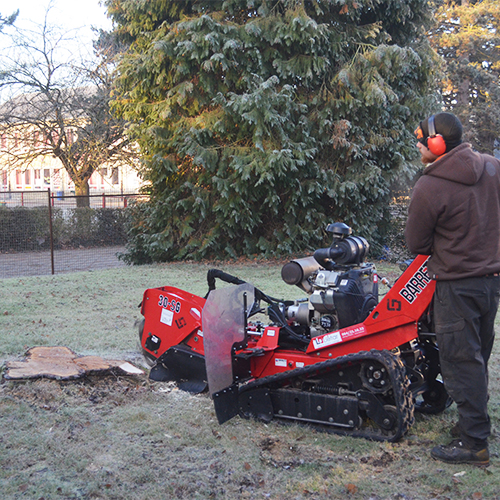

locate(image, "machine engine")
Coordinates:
281 222 378 337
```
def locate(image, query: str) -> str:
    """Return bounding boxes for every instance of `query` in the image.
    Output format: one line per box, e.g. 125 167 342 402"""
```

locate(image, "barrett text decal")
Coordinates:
399 258 431 304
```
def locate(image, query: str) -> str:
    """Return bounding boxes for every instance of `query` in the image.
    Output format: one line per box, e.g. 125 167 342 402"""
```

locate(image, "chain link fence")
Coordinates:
384 190 412 263
1 189 413 279
0 190 146 279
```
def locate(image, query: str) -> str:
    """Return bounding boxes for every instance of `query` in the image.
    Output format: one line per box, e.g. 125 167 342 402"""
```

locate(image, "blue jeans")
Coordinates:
434 275 500 449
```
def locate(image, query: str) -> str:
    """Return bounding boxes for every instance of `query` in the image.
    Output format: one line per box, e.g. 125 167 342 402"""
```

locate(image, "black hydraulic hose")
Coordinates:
205 269 309 345
267 302 309 345
206 269 247 292
205 269 278 304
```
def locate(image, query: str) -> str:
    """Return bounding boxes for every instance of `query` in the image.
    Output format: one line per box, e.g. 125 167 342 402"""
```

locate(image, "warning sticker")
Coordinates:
311 324 368 350
160 308 174 326
312 331 342 350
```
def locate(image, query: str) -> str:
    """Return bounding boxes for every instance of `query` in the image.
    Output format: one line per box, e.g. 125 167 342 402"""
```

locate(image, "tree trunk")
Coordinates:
74 180 91 208
457 78 470 107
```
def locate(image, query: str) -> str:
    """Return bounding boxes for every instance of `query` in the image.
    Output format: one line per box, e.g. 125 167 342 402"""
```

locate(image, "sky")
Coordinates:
1 0 113 47
0 0 114 102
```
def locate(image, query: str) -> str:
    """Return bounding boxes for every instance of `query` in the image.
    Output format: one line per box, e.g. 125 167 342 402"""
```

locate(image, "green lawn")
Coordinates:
1 261 499 500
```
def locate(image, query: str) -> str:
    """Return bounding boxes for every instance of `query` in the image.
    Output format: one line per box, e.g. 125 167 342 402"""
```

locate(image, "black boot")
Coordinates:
431 439 489 466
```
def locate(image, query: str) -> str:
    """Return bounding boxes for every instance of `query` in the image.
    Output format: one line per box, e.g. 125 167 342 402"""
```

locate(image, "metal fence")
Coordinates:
0 190 146 279
0 190 140 208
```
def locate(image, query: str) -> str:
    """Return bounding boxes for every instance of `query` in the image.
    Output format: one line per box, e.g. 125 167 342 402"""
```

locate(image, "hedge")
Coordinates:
0 206 129 252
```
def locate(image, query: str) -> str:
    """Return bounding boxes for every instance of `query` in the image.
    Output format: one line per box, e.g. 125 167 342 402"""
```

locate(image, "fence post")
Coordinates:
47 188 55 275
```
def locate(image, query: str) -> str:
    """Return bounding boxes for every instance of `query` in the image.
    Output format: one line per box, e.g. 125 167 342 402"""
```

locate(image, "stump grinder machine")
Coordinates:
138 223 450 442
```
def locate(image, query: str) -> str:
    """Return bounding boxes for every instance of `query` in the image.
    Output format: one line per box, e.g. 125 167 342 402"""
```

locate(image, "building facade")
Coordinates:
0 90 144 195
0 153 142 194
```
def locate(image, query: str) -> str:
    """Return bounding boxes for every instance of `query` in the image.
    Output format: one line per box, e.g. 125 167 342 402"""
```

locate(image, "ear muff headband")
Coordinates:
426 115 447 156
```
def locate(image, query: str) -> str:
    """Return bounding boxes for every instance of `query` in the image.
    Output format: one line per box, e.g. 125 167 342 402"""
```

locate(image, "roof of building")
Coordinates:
0 87 100 125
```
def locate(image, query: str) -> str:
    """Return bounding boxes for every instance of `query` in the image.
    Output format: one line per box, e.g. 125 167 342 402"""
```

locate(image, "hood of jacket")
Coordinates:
423 143 484 186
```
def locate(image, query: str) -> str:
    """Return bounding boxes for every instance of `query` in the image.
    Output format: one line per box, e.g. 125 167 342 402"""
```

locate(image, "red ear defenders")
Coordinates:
426 115 447 156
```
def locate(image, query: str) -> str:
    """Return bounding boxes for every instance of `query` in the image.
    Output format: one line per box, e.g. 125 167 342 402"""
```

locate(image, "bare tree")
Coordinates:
0 5 135 207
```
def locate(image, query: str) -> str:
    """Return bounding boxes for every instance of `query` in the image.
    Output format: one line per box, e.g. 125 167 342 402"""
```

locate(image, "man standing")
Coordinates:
405 112 500 466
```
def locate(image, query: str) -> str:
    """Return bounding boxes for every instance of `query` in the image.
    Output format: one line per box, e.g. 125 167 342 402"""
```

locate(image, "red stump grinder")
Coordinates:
138 223 449 442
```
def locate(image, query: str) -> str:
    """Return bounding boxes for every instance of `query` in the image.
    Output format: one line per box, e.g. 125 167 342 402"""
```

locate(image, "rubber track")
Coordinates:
239 349 415 442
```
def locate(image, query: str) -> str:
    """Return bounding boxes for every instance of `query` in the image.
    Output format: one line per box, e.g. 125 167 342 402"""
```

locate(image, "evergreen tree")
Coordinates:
108 0 439 262
429 0 500 154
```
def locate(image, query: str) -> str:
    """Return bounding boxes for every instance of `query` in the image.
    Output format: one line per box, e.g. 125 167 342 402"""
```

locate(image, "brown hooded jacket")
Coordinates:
405 143 500 280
